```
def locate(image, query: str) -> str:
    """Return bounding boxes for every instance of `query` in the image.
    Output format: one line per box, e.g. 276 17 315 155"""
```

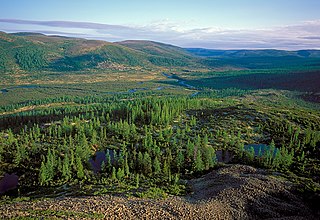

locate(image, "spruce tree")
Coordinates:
135 174 140 188
143 152 152 175
124 155 130 177
272 149 281 170
194 150 204 172
247 146 255 164
153 157 161 174
186 139 194 161
111 167 117 180
163 160 170 178
62 154 71 181
106 149 111 172
45 149 56 183
137 151 144 173
175 149 184 172
14 142 26 165
39 160 48 186
76 156 85 179
116 167 124 180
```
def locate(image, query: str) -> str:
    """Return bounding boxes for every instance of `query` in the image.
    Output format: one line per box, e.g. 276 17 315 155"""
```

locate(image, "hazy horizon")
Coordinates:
1 0 320 50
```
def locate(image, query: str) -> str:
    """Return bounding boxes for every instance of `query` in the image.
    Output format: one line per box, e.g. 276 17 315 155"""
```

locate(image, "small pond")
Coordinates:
89 150 115 173
0 173 19 194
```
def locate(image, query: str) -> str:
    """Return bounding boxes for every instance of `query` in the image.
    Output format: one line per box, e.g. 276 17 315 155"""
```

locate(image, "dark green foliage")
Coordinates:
124 155 130 177
111 167 116 181
202 146 216 170
142 152 152 175
153 157 161 174
76 156 85 179
135 173 140 188
62 154 71 181
14 142 27 165
116 167 125 180
39 161 48 186
0 50 12 72
39 149 56 186
15 46 47 70
0 89 319 198
193 150 204 172
175 149 184 172
50 43 148 71
97 45 146 66
51 54 102 71
148 56 187 66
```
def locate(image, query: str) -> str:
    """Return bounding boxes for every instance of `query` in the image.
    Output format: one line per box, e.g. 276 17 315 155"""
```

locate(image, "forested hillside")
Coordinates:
3 31 320 75
0 32 198 75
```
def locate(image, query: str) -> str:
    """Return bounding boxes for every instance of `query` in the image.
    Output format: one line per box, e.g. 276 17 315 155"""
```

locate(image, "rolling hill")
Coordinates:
1 31 320 74
117 40 196 66
0 32 198 74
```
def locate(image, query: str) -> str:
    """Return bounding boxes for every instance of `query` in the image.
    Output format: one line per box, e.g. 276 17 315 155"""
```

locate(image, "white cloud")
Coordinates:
0 19 320 50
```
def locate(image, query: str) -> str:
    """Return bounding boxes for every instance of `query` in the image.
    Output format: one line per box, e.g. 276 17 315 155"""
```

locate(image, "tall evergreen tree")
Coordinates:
111 167 117 181
193 150 204 172
116 167 125 180
163 159 170 178
76 156 85 179
143 152 152 175
39 160 48 186
137 151 144 173
62 154 71 181
124 154 130 177
106 149 112 173
153 156 161 174
175 149 184 172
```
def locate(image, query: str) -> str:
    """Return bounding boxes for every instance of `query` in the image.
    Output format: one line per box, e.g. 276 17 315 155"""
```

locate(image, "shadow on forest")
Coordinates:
159 71 320 93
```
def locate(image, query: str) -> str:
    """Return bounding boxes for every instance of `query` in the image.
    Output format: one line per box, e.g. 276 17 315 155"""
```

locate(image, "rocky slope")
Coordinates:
0 164 317 219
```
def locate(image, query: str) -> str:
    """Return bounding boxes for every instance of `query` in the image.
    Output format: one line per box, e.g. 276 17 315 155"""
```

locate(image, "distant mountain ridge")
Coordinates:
186 48 320 58
0 31 197 73
1 31 320 74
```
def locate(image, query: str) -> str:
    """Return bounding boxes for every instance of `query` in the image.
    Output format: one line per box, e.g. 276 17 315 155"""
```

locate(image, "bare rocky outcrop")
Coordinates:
187 164 315 219
0 165 317 219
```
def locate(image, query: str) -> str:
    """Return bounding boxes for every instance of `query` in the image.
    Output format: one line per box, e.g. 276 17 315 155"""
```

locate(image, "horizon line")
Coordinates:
1 18 320 50
2 30 320 52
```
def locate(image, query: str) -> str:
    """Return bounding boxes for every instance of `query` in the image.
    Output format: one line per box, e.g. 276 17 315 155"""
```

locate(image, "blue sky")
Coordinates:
1 0 320 49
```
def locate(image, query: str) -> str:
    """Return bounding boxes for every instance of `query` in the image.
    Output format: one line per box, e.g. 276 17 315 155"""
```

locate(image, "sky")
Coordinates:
1 0 320 50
